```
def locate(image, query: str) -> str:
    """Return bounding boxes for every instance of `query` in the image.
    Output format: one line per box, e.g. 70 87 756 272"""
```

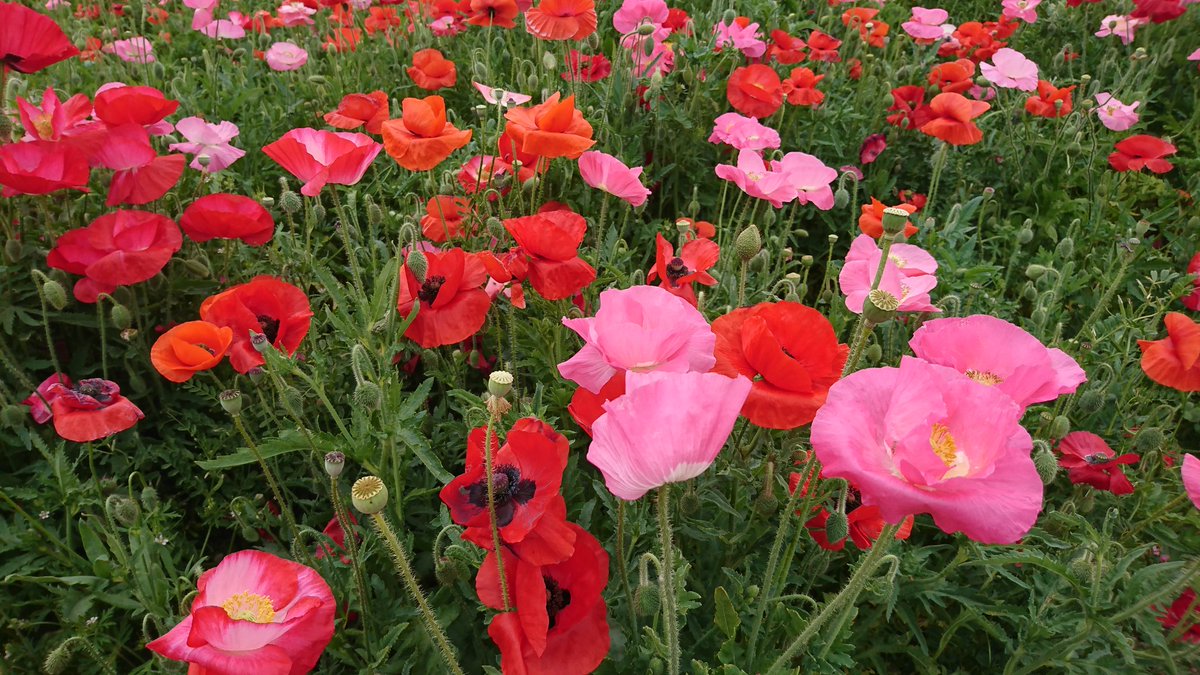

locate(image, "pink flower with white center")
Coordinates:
902 7 949 40
715 149 795 208
472 82 532 107
169 117 246 173
578 151 652 207
277 1 316 27
980 48 1039 91
613 0 669 41
1095 15 1147 45
105 37 155 64
264 42 308 71
713 20 767 58
1001 0 1041 23
1093 93 1140 131
708 113 781 151
772 151 837 211
839 234 940 314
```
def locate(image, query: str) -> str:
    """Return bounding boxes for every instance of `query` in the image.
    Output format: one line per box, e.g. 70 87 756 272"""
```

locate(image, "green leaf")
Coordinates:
396 424 452 484
196 430 333 470
714 586 740 638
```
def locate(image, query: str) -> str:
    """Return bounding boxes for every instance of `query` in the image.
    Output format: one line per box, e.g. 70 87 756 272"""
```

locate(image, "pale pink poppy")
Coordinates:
613 0 669 40
262 128 381 197
183 0 218 9
578 151 651 207
902 7 949 40
1183 455 1200 510
558 285 716 394
772 151 837 210
197 14 246 39
105 37 155 64
588 371 752 500
277 1 317 26
713 20 766 58
839 234 940 314
909 315 1086 411
45 0 70 8
813 356 1042 545
715 149 795 208
472 82 532 107
630 39 674 78
1094 93 1140 132
169 117 246 173
708 113 780 151
1190 47 1200 64
1001 0 1041 23
1095 15 1146 45
264 42 308 71
980 48 1038 91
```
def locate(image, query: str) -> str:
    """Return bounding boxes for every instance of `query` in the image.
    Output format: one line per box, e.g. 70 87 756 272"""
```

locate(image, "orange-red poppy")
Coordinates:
407 48 457 90
324 91 389 134
842 8 888 48
920 92 989 146
858 198 918 239
1139 313 1200 392
726 64 783 119
524 0 597 41
928 59 976 94
150 320 234 383
1025 80 1075 119
782 67 824 107
503 93 595 161
381 95 473 171
421 195 474 242
468 0 519 27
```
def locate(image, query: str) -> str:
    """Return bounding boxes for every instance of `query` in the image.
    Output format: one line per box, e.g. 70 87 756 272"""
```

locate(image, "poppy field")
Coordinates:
2 0 1200 672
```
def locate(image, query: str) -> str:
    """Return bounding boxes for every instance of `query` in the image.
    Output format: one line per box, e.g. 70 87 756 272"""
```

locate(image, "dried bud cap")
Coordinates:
407 249 429 283
735 225 761 262
324 451 345 478
881 207 911 237
250 331 271 353
110 303 132 330
1032 440 1058 484
41 278 67 310
219 389 243 416
488 370 514 399
279 190 302 214
1048 415 1070 440
824 509 849 543
351 475 389 514
486 395 512 417
863 289 899 324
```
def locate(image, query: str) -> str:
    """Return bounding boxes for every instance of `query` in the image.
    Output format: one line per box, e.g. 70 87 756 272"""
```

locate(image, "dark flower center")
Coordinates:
465 464 536 527
545 576 571 630
1085 453 1112 466
418 275 447 304
256 315 280 343
74 379 112 402
665 257 689 285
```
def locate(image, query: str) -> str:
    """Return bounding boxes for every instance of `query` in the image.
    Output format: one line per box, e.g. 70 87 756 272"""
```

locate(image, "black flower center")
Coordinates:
665 257 689 285
465 464 536 527
256 315 280 343
418 275 447 304
545 576 571 630
1085 453 1112 465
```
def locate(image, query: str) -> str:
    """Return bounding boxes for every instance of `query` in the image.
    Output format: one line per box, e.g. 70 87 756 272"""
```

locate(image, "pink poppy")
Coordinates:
1183 454 1200 510
839 234 940 315
472 82 532 107
813 357 1043 545
0 141 90 197
1093 93 1140 132
707 112 781 151
588 371 751 500
105 37 155 63
262 128 381 197
772 151 837 210
980 48 1039 92
1001 0 1041 23
714 149 795 208
192 5 248 39
1095 15 1146 45
21 374 70 424
713 19 766 58
1190 47 1200 68
629 39 675 78
276 1 316 26
169 117 246 173
909 315 1086 411
558 285 716 394
147 550 336 674
902 7 950 40
613 0 669 40
15 88 96 144
264 42 308 71
859 133 887 164
577 151 651 207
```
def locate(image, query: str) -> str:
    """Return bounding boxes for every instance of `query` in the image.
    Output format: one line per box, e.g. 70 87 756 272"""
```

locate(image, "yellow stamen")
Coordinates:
929 423 957 467
222 591 276 623
965 369 1003 386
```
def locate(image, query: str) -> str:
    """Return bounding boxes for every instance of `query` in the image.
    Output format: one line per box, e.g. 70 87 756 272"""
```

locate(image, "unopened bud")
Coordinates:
279 190 301 214
735 225 761 262
542 51 557 70
635 581 660 616
1132 427 1164 454
1048 415 1070 440
1075 389 1103 415
748 248 769 273
436 552 470 586
110 303 132 330
41 278 67 310
833 187 849 209
4 238 22 262
1033 440 1058 484
1025 264 1048 280
864 342 882 364
353 381 382 410
406 249 429 283
1055 237 1075 259
824 510 849 544
637 19 657 35
1017 227 1034 244
351 476 388 514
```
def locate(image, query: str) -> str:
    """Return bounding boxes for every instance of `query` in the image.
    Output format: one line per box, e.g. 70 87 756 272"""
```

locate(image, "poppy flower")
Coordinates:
480 248 530 310
169 116 246 173
322 27 362 53
928 59 976 94
106 153 187 206
47 210 182 303
1057 431 1137 495
93 85 178 128
858 133 887 166
1139 313 1200 392
473 82 533 107
147 550 336 674
713 19 767 58
887 85 934 130
22 373 69 425
397 247 491 348
16 88 97 144
199 276 314 373
1131 0 1187 23
1108 135 1177 174
562 50 611 82
1157 589 1200 643
381 96 473 172
708 112 781 151
525 0 597 41
1181 253 1200 311
714 149 795 208
840 234 940 315
568 372 625 436
314 515 359 564
459 155 525 196
1025 80 1075 118
646 233 718 306
467 0 519 28
364 6 403 34
859 198 918 238
793 480 915 551
903 7 950 41
265 41 308 70
920 92 990 146
44 377 144 442
1184 454 1200 511
781 67 824 107
407 49 457 90
181 194 276 246
773 151 837 210
806 29 842 62
323 91 389 134
980 48 1039 91
150 320 234 383
477 522 610 673
0 141 90 196
105 37 155 64
0 2 79 73
577 151 651 207
262 128 381 197
440 418 576 564
726 64 783 119
503 93 595 162
1094 93 1140 132
767 29 806 63
842 8 889 47
711 301 848 430
502 208 596 300
421 195 474 242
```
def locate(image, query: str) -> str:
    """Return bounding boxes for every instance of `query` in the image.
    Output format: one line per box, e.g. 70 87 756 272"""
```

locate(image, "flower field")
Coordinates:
1 0 1199 672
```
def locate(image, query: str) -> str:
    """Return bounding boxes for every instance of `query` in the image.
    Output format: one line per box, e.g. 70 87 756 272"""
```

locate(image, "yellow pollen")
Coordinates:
965 369 1003 386
33 115 54 140
222 591 276 623
887 253 907 269
929 423 957 467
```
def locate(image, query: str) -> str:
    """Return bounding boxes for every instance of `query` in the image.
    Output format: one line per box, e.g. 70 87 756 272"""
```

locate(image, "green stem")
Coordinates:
30 270 63 375
483 411 510 610
330 476 372 655
1073 249 1134 341
617 500 638 634
330 190 367 301
657 485 681 675
924 143 950 249
231 415 306 560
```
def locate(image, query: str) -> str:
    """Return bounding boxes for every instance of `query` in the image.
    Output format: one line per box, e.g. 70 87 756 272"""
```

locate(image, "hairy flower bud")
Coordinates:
1032 440 1058 484
735 225 761 262
1048 415 1070 440
824 510 849 544
110 303 132 330
279 189 302 214
406 249 429 284
4 238 22 263
353 381 382 410
1132 427 1164 454
41 278 68 310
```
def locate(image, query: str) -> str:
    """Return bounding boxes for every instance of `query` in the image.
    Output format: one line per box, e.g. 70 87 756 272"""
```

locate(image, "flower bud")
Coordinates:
1054 237 1074 259
110 303 132 330
735 225 761 262
1021 282 1038 302
4 238 22 263
353 380 382 410
436 552 471 586
43 639 74 675
748 248 769 273
1025 264 1048 280
1048 415 1070 440
1017 226 1034 244
182 257 211 278
637 18 657 35
1032 440 1058 484
219 389 243 416
111 496 140 526
824 509 849 544
635 580 661 616
541 51 557 70
324 451 345 478
311 202 326 224
488 370 514 399
760 208 776 228
1074 389 1103 415
722 9 737 22
351 475 389 514
406 249 429 283
863 289 899 324
881 207 910 236
140 486 159 511
864 342 883 364
680 488 700 514
833 187 849 209
279 189 302 214
1132 427 1164 454
41 278 68 310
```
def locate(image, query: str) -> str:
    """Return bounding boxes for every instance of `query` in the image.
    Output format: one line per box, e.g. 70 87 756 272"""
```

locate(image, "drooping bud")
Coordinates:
436 549 471 586
1 404 25 429
1032 440 1058 484
735 225 761 262
541 51 557 70
4 238 22 262
635 580 661 616
353 380 383 410
824 509 849 544
864 342 883 364
1132 427 1164 454
1047 415 1070 440
41 278 68 310
1074 389 1103 415
1054 237 1075 259
324 451 346 478
140 486 159 511
1025 264 1048 280
748 248 769 273
637 18 657 35
351 475 389 514
863 289 899 324
110 303 132 330
279 189 302 214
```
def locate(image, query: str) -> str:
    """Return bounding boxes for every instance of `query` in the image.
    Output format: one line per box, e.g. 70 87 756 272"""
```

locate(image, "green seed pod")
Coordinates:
324 451 345 478
1132 427 1164 454
824 510 849 544
1032 440 1058 484
1048 415 1070 440
864 342 883 364
488 370 514 399
351 476 389 514
735 225 761 262
863 289 899 325
110 303 132 330
219 390 243 416
881 207 911 237
41 278 68 310
353 381 382 411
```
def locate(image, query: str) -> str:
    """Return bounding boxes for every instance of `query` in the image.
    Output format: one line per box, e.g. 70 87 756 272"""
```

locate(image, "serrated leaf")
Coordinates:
196 430 334 470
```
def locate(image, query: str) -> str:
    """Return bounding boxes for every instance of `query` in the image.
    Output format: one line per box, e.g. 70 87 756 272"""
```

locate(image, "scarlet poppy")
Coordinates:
150 320 234 383
1139 312 1200 392
646 232 718 306
842 8 889 48
314 514 359 564
1131 0 1187 23
781 67 824 107
22 373 69 425
503 209 596 300
807 29 842 62
928 59 976 94
859 133 887 165
859 198 918 238
568 371 625 437
1182 253 1200 311
93 85 179 127
0 2 79 73
199 276 314 373
459 155 523 196
323 91 389 134
664 7 691 34
47 210 182 303
497 127 543 173
711 301 848 430
44 377 144 442
364 6 403 34
1157 589 1200 643
421 195 474 242
503 93 596 162
1025 80 1075 118
407 48 458 90
180 194 276 246
920 92 990 146
0 140 90 196
479 247 530 309
767 29 806 64
1057 431 1138 495
562 50 612 82
106 153 186 206
381 95 473 172
805 504 915 551
468 0 519 27
525 0 597 42
886 85 933 130
262 128 382 197
323 27 362 52
397 247 491 348
726 64 783 119
1108 135 1177 174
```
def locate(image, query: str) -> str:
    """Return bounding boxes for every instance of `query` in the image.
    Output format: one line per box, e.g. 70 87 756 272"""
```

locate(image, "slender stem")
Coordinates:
232 415 304 556
841 318 875 377
1126 493 1192 539
657 485 681 675
31 271 63 375
368 513 466 675
1073 250 1134 341
330 476 372 654
96 300 108 380
330 191 366 301
616 500 638 634
483 411 510 610
924 142 950 248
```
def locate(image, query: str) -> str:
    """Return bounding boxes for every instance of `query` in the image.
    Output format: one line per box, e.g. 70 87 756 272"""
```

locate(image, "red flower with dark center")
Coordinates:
726 64 783 119
806 29 842 62
767 29 806 64
0 2 80 74
1108 135 1177 174
47 210 182 303
928 59 976 94
568 371 625 437
646 232 718 306
712 301 848 430
0 140 90 196
1025 80 1075 119
407 48 457 90
524 0 597 42
323 91 389 134
181 194 276 246
886 85 933 130
562 50 611 82
396 247 491 348
1057 431 1138 495
502 209 595 300
440 418 576 564
1157 589 1200 643
467 0 519 28
93 85 179 127
44 377 144 442
199 276 314 372
420 195 474 242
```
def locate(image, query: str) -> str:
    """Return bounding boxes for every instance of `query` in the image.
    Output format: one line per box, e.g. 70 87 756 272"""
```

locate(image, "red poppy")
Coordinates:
502 208 596 300
675 217 716 239
1108 135 1177 174
525 0 597 42
364 6 403 34
767 29 806 64
928 59 976 94
1139 312 1200 392
459 155 525 196
476 522 610 674
106 153 186 206
181 194 276 246
859 133 887 165
199 276 314 373
847 58 863 80
47 210 182 303
898 190 927 211
561 50 611 82
467 0 519 27
323 91 389 134
421 195 474 242
1157 589 1200 643
1181 253 1200 311
397 247 491 348
859 198 918 239
0 2 80 73
22 374 70 424
503 93 596 162
886 85 932 130
939 21 1008 62
1025 80 1075 118
262 128 382 197
1057 432 1138 495
381 96 473 172
0 140 90 196
93 85 178 127
150 320 234 383
920 92 990 146
646 232 718 306
711 301 848 430
807 29 842 62
479 247 530 309
664 7 691 34
781 67 824 107
314 515 359 564
726 64 783 119
803 502 914 551
568 371 625 437
1131 0 1187 23
407 48 458 90
323 27 362 52
43 377 144 442
842 8 888 48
